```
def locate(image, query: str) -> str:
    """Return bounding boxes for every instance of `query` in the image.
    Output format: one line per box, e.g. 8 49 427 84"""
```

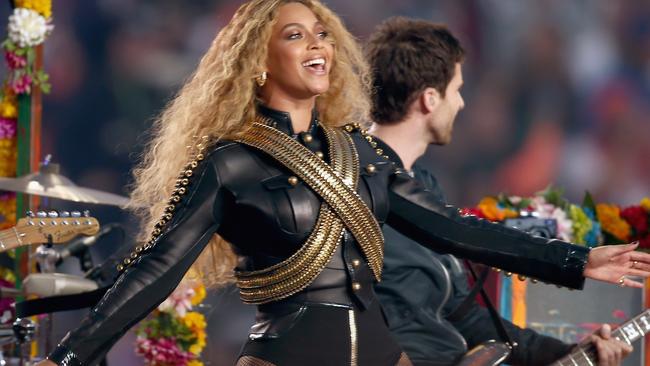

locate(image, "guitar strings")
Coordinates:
0 221 97 244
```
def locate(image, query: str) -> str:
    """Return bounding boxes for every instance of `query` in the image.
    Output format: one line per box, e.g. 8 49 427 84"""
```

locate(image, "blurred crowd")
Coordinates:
1 0 649 364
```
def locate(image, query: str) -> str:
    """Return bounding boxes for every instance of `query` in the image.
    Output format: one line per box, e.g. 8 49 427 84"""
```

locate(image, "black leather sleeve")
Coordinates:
387 171 589 289
48 157 227 366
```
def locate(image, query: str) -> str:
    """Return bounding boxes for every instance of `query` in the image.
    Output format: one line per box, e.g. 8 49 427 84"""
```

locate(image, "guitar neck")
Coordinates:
0 226 25 251
552 309 650 366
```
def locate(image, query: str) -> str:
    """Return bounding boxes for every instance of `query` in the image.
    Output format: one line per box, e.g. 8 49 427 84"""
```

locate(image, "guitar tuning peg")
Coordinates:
47 211 59 218
83 210 90 217
36 211 47 218
71 211 81 218
60 211 70 218
25 211 34 218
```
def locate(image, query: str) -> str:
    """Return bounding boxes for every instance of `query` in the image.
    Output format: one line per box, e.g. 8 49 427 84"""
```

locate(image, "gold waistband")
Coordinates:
234 121 384 304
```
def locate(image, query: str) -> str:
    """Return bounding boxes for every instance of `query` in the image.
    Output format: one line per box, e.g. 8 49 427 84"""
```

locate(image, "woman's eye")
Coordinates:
288 32 302 40
317 31 329 39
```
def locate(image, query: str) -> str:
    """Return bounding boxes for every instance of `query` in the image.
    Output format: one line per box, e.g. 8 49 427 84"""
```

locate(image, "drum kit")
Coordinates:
0 162 129 365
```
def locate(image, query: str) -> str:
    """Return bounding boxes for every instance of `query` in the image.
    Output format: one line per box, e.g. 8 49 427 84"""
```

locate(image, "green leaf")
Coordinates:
40 82 51 94
3 40 15 51
582 191 597 213
26 48 35 64
14 48 25 56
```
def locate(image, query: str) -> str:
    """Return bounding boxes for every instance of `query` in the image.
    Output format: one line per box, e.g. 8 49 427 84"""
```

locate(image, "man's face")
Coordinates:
430 63 464 145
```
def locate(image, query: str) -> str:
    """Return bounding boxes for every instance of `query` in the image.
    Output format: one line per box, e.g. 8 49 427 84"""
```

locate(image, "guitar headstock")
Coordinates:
13 211 100 246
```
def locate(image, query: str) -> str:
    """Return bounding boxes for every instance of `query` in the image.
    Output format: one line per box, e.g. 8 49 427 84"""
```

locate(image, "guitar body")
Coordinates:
456 340 511 366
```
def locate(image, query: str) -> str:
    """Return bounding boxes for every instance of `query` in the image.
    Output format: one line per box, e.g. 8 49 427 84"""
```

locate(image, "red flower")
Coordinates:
460 207 486 219
620 206 649 238
4 51 26 69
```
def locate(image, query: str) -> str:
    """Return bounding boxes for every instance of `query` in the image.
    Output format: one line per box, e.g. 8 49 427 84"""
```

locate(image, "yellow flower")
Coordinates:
187 360 204 366
477 197 518 221
182 311 206 332
641 197 650 212
191 284 206 305
596 203 631 242
0 101 17 119
15 0 52 18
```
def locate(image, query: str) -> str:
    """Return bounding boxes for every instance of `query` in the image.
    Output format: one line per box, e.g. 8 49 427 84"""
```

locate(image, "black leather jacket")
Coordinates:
377 163 574 366
49 106 589 365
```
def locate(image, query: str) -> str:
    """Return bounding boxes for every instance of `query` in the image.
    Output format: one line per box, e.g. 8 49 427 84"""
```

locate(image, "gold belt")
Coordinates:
235 121 384 304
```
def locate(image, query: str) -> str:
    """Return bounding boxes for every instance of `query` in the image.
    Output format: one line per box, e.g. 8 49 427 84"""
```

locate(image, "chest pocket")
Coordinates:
359 161 391 223
261 174 320 235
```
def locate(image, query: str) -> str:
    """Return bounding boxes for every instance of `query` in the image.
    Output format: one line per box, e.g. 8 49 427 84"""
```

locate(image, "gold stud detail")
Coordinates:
123 258 132 265
177 187 187 195
352 282 362 291
531 279 538 284
505 272 513 277
135 246 144 253
153 228 161 236
117 264 124 272
365 136 373 143
344 125 354 132
303 133 313 143
288 176 299 186
315 151 324 159
375 148 383 156
184 170 193 177
370 141 377 148
517 274 526 281
365 164 376 174
196 153 205 161
130 252 138 259
352 259 361 267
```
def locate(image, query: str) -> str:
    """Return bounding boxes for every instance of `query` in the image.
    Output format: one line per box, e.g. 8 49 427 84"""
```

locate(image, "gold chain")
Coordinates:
235 121 384 304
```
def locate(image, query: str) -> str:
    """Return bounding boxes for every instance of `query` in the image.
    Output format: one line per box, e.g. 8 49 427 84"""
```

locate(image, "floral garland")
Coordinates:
135 278 208 366
463 187 650 249
0 0 53 321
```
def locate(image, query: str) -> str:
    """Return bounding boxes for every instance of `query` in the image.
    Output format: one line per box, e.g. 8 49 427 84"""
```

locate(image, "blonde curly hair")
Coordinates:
128 0 371 287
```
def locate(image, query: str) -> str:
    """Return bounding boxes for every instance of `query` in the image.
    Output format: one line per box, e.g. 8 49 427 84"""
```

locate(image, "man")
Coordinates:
366 17 633 366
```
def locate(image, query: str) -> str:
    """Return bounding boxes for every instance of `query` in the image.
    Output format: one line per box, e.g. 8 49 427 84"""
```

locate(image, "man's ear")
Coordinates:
421 87 441 114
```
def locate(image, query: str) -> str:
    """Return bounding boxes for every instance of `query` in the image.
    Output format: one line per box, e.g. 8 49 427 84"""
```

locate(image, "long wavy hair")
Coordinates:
128 0 371 287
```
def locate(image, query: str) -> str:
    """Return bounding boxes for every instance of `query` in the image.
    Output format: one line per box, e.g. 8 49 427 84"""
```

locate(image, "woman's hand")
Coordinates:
584 242 650 288
34 361 57 366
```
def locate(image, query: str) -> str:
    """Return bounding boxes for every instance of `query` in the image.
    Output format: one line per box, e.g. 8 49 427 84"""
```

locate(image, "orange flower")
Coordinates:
477 197 518 222
596 203 631 242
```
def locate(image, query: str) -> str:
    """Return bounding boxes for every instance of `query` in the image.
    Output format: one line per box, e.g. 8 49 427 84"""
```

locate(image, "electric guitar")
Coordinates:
0 211 100 252
457 309 650 366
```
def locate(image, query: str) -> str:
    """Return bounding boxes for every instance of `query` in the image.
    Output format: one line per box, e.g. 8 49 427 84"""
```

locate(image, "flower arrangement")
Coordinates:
2 0 53 96
465 187 649 249
135 278 208 366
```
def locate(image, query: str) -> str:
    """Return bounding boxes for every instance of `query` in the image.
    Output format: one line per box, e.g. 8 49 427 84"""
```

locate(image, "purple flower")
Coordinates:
4 51 26 69
11 74 32 94
0 118 17 139
136 336 196 365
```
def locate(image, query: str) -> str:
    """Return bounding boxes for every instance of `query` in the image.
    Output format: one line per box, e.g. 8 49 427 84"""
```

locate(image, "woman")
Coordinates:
40 1 650 365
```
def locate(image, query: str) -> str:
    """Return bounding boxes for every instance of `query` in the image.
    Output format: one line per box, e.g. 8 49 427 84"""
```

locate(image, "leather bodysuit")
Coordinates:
48 105 589 366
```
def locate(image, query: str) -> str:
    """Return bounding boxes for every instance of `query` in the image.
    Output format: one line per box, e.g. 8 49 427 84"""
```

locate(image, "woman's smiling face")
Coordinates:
262 2 334 101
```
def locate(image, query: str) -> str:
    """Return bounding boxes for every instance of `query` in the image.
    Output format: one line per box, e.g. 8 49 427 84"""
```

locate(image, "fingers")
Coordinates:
592 329 632 366
619 277 644 288
598 324 612 339
604 242 639 257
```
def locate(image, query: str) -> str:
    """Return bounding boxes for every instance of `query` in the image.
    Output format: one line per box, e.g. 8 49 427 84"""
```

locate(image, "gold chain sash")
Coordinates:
234 122 384 304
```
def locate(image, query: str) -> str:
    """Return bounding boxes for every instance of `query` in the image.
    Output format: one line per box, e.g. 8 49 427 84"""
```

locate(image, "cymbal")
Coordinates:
0 164 129 206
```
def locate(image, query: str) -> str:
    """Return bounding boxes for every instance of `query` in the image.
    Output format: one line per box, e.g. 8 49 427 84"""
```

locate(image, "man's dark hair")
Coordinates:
365 17 465 124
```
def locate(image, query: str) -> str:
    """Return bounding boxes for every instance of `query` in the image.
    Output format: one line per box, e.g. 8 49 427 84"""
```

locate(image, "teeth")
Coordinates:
302 58 325 67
